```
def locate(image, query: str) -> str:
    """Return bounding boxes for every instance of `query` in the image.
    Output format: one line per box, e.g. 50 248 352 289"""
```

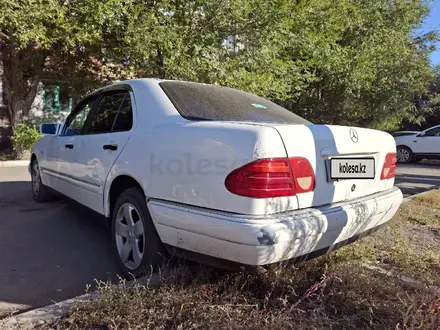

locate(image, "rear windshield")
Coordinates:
160 81 310 125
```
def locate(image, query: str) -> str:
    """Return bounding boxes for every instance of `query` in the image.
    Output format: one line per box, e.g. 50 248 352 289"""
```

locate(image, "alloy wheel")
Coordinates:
32 162 40 196
115 203 146 270
396 148 410 163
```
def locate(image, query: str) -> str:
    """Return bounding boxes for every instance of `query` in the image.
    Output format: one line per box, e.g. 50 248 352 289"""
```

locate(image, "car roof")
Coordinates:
87 78 236 96
89 78 164 93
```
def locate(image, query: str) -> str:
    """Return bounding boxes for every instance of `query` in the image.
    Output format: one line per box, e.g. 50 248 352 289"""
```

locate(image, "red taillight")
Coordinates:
381 152 397 180
225 157 315 198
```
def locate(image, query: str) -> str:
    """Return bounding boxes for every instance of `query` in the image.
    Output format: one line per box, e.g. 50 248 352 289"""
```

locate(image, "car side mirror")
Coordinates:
40 123 60 135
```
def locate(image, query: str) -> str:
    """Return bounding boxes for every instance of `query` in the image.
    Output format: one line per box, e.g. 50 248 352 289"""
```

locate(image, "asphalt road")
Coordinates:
395 160 440 197
0 161 439 317
0 166 118 318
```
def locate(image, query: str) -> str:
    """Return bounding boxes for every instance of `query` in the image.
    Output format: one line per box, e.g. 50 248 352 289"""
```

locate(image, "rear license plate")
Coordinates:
330 158 375 180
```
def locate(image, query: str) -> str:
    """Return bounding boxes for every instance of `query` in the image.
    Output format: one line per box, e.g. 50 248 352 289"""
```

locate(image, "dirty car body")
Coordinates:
31 79 403 275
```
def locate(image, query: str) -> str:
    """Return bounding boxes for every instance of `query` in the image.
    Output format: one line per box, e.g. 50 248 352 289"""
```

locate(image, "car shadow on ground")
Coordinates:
399 160 440 167
0 181 118 317
395 173 440 185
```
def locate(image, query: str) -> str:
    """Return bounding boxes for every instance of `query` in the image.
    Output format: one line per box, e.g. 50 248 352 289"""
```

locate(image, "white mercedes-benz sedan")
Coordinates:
31 79 403 277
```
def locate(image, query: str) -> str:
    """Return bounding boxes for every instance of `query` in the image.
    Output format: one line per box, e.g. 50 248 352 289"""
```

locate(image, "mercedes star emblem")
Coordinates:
349 128 359 143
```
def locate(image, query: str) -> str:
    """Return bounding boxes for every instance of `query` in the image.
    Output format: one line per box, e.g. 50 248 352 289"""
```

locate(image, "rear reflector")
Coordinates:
225 157 315 198
380 152 397 180
289 157 315 193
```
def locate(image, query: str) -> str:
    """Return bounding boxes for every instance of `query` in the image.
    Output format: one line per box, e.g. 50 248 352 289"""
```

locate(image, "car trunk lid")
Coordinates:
271 124 396 209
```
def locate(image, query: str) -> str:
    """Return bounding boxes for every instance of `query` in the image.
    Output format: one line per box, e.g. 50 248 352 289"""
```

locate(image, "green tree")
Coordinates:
0 0 437 131
409 65 440 129
139 0 437 130
276 0 437 130
0 0 131 128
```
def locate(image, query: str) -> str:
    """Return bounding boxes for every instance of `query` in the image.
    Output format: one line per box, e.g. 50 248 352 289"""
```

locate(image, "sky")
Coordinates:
421 0 440 65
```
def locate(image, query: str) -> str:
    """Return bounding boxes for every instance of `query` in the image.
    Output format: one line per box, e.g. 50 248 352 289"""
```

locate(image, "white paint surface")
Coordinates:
31 78 403 265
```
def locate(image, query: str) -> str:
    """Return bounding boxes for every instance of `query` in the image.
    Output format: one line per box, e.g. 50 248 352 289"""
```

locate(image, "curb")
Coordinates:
0 160 29 168
1 271 167 330
1 293 96 330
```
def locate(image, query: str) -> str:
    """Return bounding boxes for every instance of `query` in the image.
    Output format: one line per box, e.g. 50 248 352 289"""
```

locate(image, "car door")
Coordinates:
416 126 440 154
70 89 135 214
42 94 99 198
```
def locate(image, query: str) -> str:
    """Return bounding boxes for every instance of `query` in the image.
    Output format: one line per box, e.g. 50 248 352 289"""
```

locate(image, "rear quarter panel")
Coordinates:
109 121 296 215
395 135 418 152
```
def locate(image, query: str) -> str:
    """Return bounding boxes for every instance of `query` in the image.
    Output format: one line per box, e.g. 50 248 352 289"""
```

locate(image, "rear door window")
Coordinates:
61 95 98 136
424 127 440 137
159 81 310 124
88 92 126 134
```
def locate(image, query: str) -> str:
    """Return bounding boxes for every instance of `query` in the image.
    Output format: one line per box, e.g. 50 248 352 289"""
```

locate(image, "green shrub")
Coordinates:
11 121 43 159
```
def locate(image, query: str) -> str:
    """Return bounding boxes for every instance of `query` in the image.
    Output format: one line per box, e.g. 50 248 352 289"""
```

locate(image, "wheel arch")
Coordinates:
105 174 145 218
396 144 413 152
30 153 38 176
30 153 38 163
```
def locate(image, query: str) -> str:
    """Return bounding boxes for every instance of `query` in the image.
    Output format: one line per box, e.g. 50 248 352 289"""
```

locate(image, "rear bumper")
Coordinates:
148 187 403 266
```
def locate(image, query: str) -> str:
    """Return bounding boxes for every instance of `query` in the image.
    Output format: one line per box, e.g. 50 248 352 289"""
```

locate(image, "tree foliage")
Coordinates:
407 65 440 129
0 0 438 130
0 0 127 127
10 120 42 158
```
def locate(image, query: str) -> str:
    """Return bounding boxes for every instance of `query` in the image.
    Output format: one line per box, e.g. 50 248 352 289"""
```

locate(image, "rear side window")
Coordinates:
113 94 133 131
425 127 440 137
160 81 310 125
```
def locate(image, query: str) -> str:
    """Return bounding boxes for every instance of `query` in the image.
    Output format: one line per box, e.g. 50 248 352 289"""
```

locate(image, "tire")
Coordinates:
31 159 53 202
396 146 413 164
111 187 167 278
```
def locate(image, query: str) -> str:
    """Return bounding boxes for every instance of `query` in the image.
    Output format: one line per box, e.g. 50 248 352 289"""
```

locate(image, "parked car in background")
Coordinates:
395 125 440 163
30 79 403 277
392 131 420 137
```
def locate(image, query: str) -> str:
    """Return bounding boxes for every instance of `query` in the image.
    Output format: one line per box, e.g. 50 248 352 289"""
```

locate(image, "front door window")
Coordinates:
61 95 98 136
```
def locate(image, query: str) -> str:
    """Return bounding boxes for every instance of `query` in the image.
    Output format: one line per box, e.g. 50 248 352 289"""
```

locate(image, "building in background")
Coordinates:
0 63 74 151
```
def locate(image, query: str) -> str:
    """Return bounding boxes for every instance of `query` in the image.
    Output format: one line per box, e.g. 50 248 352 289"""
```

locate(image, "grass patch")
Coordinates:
414 191 440 209
341 193 440 286
43 191 440 330
45 263 440 330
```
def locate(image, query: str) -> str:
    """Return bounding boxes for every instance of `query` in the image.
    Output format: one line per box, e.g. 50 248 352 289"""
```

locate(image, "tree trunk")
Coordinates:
156 48 165 79
6 79 40 129
1 44 45 129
